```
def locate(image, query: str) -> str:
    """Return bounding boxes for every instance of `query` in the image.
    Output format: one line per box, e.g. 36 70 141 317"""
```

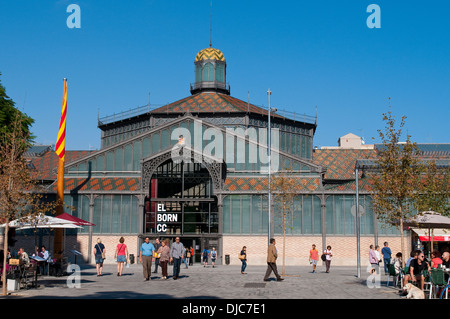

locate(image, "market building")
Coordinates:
18 48 450 266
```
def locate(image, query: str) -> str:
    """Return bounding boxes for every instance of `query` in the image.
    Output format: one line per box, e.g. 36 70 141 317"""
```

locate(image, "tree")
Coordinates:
270 166 302 276
414 160 450 217
0 73 34 141
0 84 58 295
370 108 423 267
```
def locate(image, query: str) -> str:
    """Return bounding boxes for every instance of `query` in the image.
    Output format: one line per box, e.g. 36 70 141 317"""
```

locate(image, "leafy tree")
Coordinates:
370 109 423 267
0 78 57 295
0 73 34 143
270 166 303 276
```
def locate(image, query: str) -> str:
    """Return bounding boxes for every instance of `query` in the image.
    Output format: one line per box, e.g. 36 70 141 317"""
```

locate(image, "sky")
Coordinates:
1 1 449 150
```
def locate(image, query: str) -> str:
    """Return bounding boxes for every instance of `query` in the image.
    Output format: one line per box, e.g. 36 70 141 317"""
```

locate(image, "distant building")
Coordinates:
321 133 374 150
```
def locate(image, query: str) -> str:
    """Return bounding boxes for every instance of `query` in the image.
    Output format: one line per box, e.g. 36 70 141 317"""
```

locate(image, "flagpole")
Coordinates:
54 78 67 260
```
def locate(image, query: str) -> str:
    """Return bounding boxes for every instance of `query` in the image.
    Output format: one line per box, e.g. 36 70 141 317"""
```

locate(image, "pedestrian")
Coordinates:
323 245 333 273
140 237 155 281
392 252 403 275
157 239 170 280
189 247 194 266
381 242 392 275
115 237 128 276
182 247 189 269
93 238 105 276
240 246 247 274
202 247 209 267
211 247 217 268
369 245 378 274
309 244 319 273
153 238 161 274
170 237 185 280
186 247 192 265
374 245 382 271
263 238 283 282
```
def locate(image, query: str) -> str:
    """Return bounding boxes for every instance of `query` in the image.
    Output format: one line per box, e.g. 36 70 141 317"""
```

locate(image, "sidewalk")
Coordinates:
4 262 402 299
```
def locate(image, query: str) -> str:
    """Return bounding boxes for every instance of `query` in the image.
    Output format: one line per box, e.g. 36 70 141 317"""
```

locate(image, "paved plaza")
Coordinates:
4 262 402 300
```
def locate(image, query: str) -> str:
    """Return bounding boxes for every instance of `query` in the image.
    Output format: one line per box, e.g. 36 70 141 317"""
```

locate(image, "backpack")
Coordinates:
321 252 327 261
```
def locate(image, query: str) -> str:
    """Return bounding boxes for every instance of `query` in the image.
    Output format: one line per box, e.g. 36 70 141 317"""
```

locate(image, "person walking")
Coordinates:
263 238 283 282
309 244 319 273
381 242 392 275
153 238 161 274
211 247 217 268
140 237 155 281
369 245 378 274
115 237 128 277
93 238 106 277
186 246 192 266
324 245 333 273
182 247 189 269
189 247 194 266
157 240 170 280
202 247 209 267
240 246 247 274
170 237 185 280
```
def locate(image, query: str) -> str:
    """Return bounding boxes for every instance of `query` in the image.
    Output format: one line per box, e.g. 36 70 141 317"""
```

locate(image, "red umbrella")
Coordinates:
56 213 95 226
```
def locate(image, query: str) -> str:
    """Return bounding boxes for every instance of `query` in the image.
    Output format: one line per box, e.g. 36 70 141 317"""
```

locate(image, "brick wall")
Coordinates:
222 235 410 266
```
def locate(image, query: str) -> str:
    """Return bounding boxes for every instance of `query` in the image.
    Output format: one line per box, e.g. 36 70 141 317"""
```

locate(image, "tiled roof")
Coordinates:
224 176 321 192
149 92 284 118
312 149 377 180
28 150 96 181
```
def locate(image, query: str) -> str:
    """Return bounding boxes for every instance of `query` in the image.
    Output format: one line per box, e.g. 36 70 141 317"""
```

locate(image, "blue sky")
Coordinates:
1 1 449 150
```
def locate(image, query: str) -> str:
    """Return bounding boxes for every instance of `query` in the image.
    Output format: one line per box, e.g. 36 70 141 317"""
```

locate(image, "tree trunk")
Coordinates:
400 212 405 268
282 214 286 277
2 220 9 296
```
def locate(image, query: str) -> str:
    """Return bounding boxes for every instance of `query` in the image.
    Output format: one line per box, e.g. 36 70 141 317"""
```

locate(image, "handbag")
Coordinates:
238 253 245 260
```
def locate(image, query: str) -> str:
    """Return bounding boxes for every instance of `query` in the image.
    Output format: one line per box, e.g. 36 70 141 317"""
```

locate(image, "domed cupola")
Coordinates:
190 47 230 95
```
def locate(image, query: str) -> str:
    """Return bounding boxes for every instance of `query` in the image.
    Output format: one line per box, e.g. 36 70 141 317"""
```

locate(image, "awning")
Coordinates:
412 228 450 242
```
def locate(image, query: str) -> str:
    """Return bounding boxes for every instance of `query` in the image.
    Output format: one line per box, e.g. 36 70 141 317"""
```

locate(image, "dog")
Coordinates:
403 283 425 299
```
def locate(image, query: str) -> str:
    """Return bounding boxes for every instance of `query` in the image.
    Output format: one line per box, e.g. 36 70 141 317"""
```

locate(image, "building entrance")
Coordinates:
142 158 220 263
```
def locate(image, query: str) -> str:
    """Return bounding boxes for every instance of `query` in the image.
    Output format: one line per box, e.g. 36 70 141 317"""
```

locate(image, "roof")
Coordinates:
195 48 225 62
149 91 282 118
28 150 96 181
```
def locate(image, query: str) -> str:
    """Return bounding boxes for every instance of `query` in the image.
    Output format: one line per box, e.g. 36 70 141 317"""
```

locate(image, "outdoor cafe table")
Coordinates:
29 256 46 288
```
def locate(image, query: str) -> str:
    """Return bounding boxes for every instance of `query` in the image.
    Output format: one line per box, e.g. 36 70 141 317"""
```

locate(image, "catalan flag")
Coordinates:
55 78 67 161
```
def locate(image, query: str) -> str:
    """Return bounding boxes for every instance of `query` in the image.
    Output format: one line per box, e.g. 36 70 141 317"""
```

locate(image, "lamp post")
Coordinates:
267 89 275 244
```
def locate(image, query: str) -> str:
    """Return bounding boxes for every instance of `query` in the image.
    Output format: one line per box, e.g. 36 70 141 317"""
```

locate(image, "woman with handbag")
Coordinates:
115 237 128 277
93 238 106 277
157 240 170 280
240 246 247 274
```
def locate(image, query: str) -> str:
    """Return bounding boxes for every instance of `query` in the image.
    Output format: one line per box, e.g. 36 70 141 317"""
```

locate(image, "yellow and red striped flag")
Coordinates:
55 78 67 161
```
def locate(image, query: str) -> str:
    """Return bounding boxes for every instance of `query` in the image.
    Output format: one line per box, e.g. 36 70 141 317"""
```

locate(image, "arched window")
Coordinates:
195 64 202 82
215 63 224 82
203 63 214 82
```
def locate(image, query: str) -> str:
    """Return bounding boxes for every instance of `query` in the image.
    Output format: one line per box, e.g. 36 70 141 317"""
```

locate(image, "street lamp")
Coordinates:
267 89 276 245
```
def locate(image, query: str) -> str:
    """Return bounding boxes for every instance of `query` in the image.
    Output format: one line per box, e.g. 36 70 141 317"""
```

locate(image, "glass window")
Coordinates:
241 196 251 233
124 144 133 171
204 63 214 82
231 196 241 233
152 133 160 153
112 195 121 233
96 155 105 171
106 152 114 171
133 140 141 171
215 63 224 82
223 196 230 233
101 195 112 233
115 148 123 171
